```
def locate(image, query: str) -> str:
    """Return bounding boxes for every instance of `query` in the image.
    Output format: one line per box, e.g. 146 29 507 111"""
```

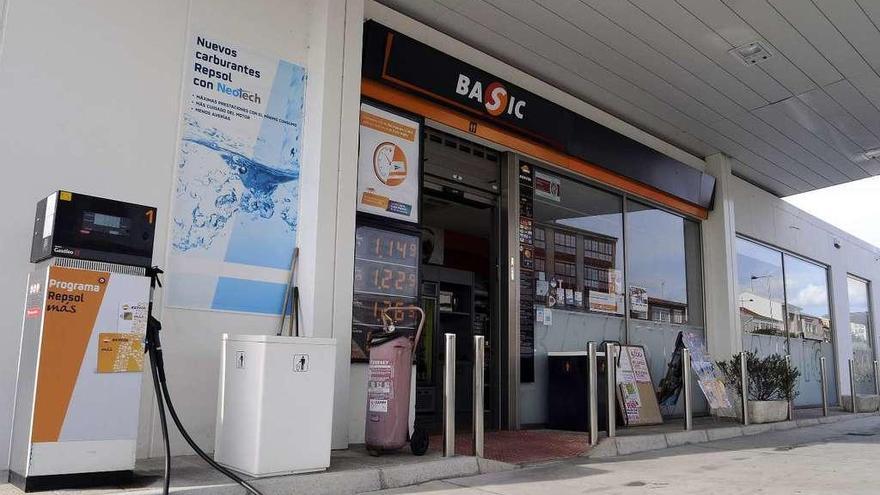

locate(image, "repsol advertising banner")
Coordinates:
32 266 149 443
362 21 715 210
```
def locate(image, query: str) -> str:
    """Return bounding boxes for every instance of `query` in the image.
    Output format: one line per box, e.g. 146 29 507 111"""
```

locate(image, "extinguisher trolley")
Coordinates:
365 306 429 456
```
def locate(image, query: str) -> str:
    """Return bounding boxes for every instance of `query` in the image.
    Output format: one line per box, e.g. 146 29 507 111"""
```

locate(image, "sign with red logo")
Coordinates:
455 75 526 119
362 21 717 210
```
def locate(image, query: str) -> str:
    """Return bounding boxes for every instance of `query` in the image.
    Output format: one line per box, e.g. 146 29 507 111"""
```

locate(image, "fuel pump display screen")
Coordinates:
351 225 420 362
31 190 156 267
83 211 131 236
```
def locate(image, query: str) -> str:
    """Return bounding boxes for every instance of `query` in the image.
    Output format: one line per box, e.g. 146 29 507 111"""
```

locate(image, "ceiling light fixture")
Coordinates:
864 149 880 160
730 41 773 66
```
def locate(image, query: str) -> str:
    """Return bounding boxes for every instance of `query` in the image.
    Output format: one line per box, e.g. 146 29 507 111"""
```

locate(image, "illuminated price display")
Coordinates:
355 226 419 267
351 224 420 362
353 262 418 297
352 295 420 328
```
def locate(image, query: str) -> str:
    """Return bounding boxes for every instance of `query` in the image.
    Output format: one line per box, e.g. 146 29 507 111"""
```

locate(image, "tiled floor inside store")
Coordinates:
430 430 591 464
416 407 861 465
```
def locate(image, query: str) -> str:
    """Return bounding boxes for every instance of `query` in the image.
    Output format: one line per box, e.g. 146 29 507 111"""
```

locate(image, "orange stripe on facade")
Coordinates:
361 78 709 220
32 266 110 442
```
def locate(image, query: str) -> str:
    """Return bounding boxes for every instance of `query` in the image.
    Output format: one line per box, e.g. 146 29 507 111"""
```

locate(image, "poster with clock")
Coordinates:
356 102 421 223
351 224 421 362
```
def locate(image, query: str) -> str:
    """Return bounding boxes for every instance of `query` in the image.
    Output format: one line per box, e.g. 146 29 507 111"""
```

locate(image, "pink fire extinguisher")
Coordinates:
364 306 429 456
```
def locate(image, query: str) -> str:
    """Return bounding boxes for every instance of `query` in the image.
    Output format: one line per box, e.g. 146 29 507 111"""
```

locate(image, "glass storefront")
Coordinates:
848 276 875 395
518 163 705 424
735 237 837 406
626 200 706 416
783 254 834 406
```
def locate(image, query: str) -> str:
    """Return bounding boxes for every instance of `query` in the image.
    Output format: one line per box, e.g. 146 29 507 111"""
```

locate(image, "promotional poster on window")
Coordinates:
166 34 307 315
356 103 421 223
629 286 649 319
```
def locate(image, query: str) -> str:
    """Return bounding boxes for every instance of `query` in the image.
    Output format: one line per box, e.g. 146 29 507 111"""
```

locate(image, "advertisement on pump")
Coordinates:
166 34 307 314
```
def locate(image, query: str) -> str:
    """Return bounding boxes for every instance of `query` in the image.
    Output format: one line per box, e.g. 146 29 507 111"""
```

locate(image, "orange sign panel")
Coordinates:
97 333 145 373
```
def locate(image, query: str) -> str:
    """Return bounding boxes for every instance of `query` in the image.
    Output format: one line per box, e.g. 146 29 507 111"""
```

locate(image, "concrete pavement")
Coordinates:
368 415 880 495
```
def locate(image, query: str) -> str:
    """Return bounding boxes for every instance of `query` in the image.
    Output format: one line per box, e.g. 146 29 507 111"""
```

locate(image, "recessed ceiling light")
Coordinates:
864 149 880 160
730 41 773 66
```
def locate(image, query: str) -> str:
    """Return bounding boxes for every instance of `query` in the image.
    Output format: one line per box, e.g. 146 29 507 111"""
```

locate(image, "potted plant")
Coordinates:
716 351 800 424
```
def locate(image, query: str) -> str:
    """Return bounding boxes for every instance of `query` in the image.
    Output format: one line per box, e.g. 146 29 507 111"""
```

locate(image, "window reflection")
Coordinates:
625 201 692 325
735 237 837 406
532 174 624 314
783 255 832 343
848 276 874 394
783 254 833 406
736 238 786 339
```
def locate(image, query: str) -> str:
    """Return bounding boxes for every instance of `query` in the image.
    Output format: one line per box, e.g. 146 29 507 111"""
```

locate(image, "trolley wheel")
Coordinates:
410 427 429 456
367 448 382 457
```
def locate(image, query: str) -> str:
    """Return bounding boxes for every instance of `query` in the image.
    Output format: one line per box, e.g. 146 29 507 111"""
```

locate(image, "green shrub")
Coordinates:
716 351 800 401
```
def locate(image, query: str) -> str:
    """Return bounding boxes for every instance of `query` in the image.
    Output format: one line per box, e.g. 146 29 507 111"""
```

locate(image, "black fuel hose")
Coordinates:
148 332 264 495
145 264 264 495
148 345 171 494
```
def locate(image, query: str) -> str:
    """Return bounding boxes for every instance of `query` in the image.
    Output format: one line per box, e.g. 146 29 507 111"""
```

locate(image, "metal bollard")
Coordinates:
849 358 857 414
740 352 749 426
605 342 616 438
443 333 456 457
588 342 598 446
683 348 692 431
820 357 828 417
874 361 880 402
874 360 880 415
785 355 793 421
472 335 485 458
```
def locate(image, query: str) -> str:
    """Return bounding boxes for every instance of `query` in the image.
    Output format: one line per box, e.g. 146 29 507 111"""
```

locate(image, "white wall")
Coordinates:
731 174 880 398
0 0 364 467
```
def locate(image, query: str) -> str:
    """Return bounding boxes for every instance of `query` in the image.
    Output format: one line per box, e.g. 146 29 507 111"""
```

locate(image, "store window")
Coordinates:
518 167 707 423
518 168 625 423
848 276 874 395
735 237 837 406
783 254 833 406
736 238 787 351
625 200 705 415
531 174 625 320
626 201 702 326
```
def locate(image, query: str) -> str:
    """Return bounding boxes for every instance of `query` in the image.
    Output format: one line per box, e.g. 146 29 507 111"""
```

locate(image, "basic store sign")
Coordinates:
454 74 527 120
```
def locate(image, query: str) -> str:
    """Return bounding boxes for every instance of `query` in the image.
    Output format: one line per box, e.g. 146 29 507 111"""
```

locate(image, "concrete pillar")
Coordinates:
702 154 742 362
329 0 365 450
298 0 364 449
830 245 854 401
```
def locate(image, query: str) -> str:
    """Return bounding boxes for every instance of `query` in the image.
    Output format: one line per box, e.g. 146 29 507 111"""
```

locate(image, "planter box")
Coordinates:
748 400 789 424
842 394 880 413
730 396 789 424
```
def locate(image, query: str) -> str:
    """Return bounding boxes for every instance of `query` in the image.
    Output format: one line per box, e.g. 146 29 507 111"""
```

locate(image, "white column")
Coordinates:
702 153 742 361
329 0 364 449
830 250 854 400
298 0 364 448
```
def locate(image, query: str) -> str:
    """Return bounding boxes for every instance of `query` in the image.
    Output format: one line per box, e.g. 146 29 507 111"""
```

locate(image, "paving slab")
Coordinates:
665 429 708 447
367 416 880 495
0 447 516 495
706 426 743 441
614 433 667 456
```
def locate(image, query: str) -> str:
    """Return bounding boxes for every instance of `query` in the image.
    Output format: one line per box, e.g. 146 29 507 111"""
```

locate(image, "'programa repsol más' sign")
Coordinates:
362 21 716 210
